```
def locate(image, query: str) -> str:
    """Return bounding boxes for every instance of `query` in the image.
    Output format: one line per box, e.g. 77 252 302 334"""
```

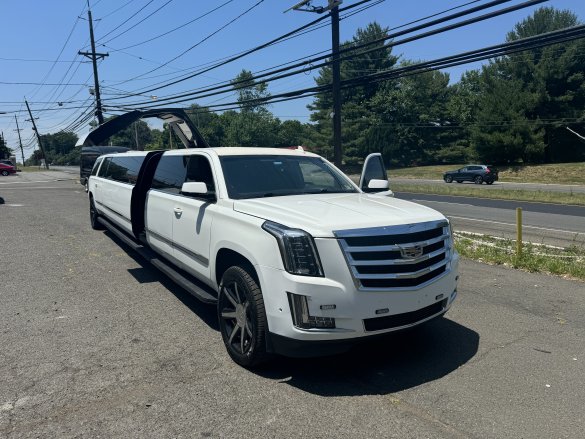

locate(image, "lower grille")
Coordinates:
363 299 447 332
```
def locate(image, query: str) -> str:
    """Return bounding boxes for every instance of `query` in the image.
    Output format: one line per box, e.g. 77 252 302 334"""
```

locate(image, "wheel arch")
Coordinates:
215 247 260 288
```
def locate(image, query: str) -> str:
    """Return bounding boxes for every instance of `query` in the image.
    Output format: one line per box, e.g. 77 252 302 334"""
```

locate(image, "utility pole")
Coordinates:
14 115 25 166
288 0 343 166
79 6 108 125
330 5 342 167
25 100 49 170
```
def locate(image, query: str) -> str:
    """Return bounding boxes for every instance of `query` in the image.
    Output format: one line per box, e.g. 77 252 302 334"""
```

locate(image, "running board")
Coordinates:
97 216 218 305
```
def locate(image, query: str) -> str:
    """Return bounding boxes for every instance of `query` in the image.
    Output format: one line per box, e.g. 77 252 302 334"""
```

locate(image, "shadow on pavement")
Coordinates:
105 230 219 331
256 318 479 396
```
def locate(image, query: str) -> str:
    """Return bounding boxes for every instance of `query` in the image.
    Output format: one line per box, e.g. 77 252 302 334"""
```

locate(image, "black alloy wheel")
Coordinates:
444 175 453 183
1 170 9 176
474 176 483 184
89 197 104 230
218 266 268 368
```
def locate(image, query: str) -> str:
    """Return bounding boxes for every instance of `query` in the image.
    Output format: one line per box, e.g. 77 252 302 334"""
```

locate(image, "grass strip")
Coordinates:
454 232 585 281
391 182 585 206
390 162 585 185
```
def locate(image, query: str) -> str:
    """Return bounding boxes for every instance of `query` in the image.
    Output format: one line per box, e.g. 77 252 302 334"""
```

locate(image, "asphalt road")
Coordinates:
392 177 585 194
395 192 585 248
1 177 585 438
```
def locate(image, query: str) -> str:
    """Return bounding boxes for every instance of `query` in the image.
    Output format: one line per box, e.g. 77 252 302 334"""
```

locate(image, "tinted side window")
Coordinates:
185 155 216 198
152 155 188 193
90 158 103 176
103 156 144 185
98 158 110 177
468 166 482 171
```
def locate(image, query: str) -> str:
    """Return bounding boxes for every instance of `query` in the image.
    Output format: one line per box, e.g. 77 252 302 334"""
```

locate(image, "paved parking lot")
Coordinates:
1 178 584 438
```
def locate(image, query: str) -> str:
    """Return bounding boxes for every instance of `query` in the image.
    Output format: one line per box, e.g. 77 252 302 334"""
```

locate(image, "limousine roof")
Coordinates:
100 147 319 159
165 146 319 157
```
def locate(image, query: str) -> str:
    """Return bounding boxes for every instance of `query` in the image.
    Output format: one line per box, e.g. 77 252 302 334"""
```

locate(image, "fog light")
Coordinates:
287 293 335 329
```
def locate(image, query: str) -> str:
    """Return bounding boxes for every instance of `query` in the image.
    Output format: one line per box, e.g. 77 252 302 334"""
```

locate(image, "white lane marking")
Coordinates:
413 199 474 207
3 187 60 190
0 178 75 185
449 215 584 235
6 204 25 207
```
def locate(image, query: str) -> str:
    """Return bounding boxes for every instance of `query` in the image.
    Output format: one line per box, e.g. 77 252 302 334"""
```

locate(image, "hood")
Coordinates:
233 193 445 237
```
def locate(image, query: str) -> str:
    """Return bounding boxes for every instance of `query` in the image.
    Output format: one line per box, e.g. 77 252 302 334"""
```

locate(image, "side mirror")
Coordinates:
367 179 389 190
359 153 388 193
181 181 207 195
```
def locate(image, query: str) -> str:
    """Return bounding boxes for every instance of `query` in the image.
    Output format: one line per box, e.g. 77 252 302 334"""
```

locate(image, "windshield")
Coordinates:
220 155 357 199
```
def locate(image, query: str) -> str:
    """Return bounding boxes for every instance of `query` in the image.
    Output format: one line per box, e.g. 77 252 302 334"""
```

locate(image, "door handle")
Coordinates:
173 207 183 218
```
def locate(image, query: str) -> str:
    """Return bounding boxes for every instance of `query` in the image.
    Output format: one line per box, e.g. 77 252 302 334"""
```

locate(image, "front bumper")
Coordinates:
257 250 459 346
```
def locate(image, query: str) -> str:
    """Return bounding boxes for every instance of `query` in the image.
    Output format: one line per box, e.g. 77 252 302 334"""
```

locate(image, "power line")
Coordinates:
109 0 534 108
110 25 585 114
103 0 380 95
100 0 175 45
106 0 236 52
119 0 266 83
94 0 156 43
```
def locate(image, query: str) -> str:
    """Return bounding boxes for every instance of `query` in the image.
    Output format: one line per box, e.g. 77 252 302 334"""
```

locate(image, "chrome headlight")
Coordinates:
262 221 324 277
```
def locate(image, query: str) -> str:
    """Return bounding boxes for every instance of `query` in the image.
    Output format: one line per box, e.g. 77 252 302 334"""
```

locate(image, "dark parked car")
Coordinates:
0 162 17 176
443 165 498 185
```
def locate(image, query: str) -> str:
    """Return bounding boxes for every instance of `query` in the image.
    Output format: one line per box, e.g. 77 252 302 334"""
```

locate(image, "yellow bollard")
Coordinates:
516 207 523 257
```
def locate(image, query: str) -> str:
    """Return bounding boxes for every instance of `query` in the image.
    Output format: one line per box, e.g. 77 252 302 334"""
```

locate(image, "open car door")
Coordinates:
358 153 393 196
81 108 209 149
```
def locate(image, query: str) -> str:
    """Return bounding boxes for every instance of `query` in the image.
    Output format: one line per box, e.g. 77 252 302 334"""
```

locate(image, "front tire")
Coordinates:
444 175 453 183
89 196 104 230
474 176 483 184
1 170 9 176
218 266 268 368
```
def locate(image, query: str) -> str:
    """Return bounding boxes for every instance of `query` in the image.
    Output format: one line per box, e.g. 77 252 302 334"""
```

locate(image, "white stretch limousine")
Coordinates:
88 147 459 367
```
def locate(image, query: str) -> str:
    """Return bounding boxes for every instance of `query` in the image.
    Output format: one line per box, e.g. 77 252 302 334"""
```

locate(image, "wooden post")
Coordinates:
516 207 523 257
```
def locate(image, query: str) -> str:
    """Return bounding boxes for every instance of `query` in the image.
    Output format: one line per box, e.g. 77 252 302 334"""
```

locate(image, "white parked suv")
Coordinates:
88 147 459 367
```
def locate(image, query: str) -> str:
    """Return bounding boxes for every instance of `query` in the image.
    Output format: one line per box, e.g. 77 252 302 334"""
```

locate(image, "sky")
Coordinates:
1 0 584 160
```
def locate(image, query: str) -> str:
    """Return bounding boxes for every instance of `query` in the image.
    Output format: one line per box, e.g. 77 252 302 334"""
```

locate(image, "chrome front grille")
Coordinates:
334 220 451 290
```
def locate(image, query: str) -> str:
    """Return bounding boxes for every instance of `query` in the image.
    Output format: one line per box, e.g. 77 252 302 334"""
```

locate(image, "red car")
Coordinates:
0 162 16 176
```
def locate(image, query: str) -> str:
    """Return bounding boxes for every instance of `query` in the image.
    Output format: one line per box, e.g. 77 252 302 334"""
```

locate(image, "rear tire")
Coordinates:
486 180 494 185
89 196 104 230
1 170 9 176
474 176 483 184
444 175 453 183
218 266 269 368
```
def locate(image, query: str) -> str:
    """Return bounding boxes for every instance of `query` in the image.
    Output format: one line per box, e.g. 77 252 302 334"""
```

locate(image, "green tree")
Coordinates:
365 65 453 166
231 69 271 113
108 119 152 150
471 7 585 163
39 131 78 162
0 133 11 159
